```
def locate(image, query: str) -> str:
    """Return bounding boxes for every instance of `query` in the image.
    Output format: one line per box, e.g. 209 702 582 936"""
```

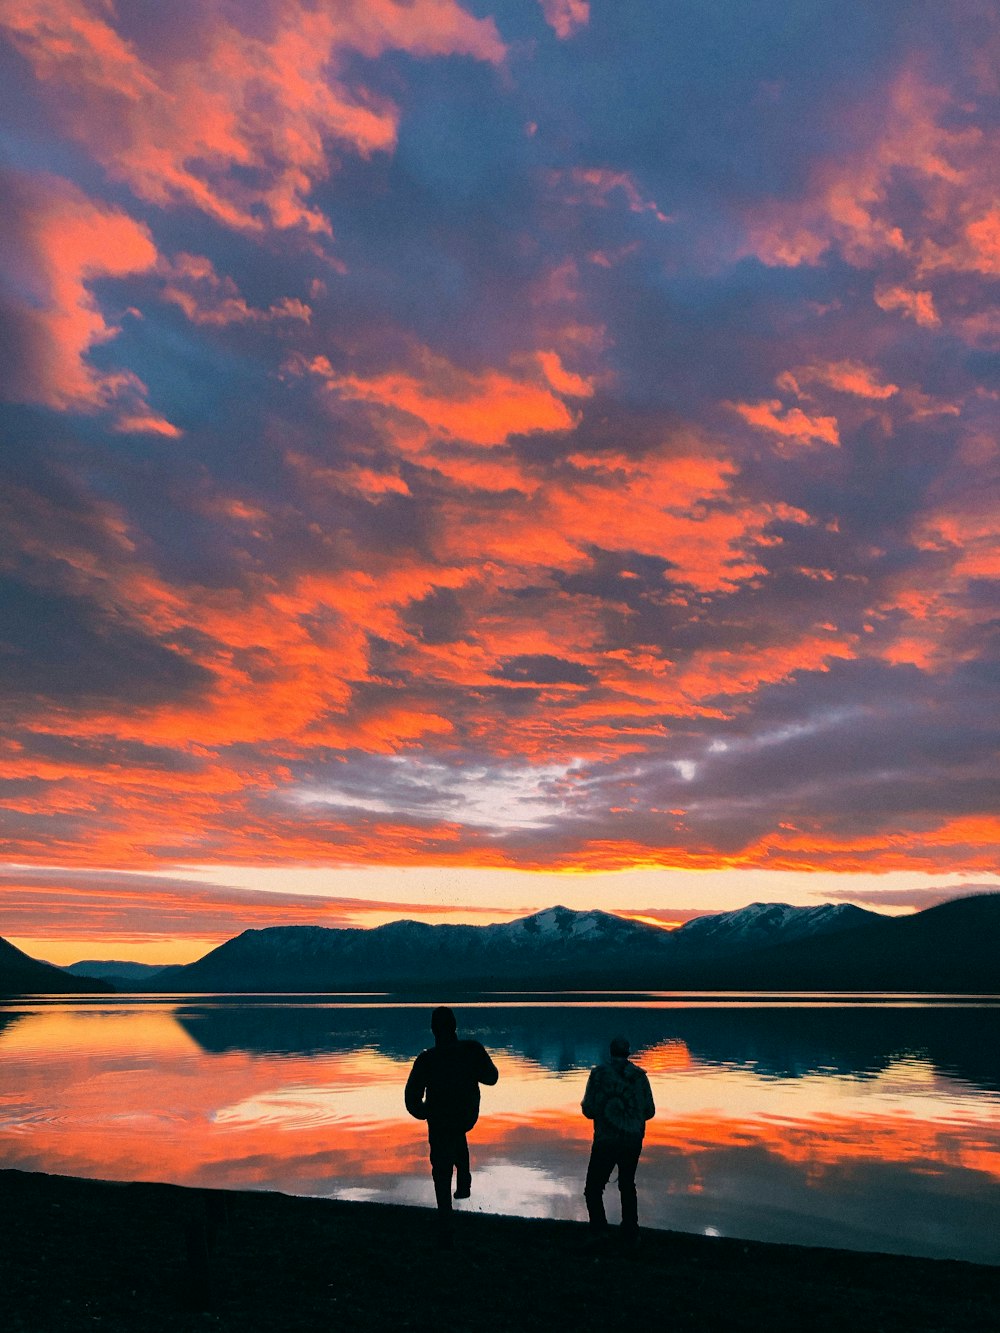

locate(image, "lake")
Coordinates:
1 994 998 1265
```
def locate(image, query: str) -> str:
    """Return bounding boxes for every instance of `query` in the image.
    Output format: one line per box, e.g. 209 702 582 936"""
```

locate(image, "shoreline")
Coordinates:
2 1170 997 1331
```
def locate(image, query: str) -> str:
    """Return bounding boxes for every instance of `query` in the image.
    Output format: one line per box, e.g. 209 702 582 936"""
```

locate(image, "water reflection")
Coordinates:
1 997 998 1264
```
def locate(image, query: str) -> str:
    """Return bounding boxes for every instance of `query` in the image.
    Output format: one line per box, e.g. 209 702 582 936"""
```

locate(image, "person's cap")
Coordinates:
609 1035 630 1058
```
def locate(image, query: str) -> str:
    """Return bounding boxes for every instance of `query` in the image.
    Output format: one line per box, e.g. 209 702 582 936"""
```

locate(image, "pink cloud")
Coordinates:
0 868 525 948
741 61 1000 346
874 285 940 327
820 883 999 912
776 360 898 401
552 167 672 222
539 0 590 40
4 0 505 237
743 69 967 270
919 207 1000 278
159 253 311 326
111 412 183 438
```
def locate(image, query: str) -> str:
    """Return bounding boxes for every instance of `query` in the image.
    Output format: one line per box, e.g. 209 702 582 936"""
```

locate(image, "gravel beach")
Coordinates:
2 1169 997 1332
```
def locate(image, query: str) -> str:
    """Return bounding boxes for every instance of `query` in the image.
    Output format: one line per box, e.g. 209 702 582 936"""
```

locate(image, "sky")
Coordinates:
1 0 999 965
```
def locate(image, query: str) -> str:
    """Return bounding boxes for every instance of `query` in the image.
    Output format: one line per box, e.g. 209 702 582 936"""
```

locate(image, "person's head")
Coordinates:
609 1035 630 1061
431 1005 458 1038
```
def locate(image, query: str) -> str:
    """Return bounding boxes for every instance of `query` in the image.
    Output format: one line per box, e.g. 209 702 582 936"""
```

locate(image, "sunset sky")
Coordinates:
2 0 999 965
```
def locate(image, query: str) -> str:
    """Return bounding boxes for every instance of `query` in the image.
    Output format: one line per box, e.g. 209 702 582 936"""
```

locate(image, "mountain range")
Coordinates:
135 895 999 993
696 893 1000 993
141 901 879 993
2 894 997 995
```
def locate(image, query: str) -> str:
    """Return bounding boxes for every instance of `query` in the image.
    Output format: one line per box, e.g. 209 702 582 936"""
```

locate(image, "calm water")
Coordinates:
1 995 998 1264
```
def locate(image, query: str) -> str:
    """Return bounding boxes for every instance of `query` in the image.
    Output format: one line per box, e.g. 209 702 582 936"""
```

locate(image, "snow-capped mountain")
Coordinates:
146 905 667 992
143 901 881 993
6 897 997 997
670 902 879 956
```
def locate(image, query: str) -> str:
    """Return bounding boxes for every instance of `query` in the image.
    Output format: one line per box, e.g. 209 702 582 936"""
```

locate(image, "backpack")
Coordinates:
603 1064 646 1136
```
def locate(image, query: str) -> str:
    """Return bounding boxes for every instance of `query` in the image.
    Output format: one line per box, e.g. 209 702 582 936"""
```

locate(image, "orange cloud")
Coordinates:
0 170 173 430
740 818 1000 873
730 399 840 448
0 400 860 873
3 0 505 236
306 345 582 447
424 445 810 599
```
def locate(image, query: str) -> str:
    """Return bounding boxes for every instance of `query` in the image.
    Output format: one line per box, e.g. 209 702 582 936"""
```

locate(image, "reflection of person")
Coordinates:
405 1006 499 1241
582 1035 655 1246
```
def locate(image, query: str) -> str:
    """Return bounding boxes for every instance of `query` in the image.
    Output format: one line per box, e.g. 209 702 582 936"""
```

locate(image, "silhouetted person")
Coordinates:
582 1035 655 1246
405 1005 499 1242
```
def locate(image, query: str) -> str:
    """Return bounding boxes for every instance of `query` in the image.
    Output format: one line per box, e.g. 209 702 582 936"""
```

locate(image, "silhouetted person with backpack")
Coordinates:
582 1035 655 1247
405 1005 499 1244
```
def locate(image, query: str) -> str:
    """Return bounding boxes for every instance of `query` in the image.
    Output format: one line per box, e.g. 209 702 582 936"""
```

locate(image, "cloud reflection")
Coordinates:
1 999 998 1263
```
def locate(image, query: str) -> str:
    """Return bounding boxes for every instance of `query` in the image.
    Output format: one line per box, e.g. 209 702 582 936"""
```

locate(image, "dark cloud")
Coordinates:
0 575 211 704
495 654 595 685
820 884 1000 911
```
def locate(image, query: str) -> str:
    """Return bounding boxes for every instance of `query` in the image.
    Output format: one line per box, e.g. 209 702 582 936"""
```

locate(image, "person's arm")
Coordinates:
404 1053 428 1120
640 1070 655 1121
478 1045 499 1086
581 1067 600 1120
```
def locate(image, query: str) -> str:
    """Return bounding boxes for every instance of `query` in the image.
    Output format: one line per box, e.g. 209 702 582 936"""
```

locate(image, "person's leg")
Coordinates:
454 1131 471 1198
583 1140 616 1230
427 1124 455 1214
615 1139 642 1235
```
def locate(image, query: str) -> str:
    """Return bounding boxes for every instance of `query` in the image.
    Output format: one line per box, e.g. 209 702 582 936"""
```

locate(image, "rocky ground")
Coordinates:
2 1169 997 1331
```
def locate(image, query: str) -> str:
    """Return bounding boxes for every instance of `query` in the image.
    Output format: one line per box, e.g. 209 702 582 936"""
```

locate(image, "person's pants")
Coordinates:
427 1122 471 1214
584 1136 642 1233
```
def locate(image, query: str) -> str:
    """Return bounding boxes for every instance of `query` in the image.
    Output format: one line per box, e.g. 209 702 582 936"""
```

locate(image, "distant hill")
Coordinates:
691 893 1000 993
142 901 882 993
65 960 166 983
0 938 114 996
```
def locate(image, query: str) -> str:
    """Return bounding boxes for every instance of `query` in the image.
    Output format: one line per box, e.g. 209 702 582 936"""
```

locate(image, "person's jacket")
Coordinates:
405 1036 499 1132
582 1057 655 1142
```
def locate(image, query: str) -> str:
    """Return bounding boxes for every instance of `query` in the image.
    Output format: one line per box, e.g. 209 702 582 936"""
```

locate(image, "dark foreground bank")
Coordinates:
2 1170 997 1333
